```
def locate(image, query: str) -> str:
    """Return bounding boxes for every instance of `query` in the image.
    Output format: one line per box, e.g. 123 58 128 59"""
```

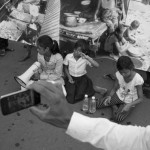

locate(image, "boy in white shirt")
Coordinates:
64 39 107 104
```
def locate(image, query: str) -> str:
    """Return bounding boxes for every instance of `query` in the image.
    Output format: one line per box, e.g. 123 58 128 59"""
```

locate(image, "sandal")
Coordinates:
0 49 6 56
103 74 115 80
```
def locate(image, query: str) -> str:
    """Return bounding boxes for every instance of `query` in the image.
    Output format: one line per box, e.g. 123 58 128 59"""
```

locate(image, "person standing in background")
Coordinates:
0 38 14 56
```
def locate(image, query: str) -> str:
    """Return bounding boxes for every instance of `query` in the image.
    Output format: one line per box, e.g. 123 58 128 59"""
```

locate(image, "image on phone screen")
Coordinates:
0 90 41 115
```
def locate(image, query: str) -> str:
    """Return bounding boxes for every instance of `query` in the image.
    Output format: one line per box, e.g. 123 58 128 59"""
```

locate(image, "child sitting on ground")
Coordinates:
64 39 107 104
96 56 144 123
123 20 140 44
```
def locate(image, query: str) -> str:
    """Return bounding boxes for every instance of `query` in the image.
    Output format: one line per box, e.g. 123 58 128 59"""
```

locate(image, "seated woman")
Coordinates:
104 24 130 60
34 35 64 85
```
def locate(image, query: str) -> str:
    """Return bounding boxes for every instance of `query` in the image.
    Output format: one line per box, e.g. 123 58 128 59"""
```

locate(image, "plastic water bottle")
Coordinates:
82 94 89 112
89 96 96 114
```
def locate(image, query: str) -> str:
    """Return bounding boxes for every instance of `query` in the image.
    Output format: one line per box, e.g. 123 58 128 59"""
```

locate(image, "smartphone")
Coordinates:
0 89 41 115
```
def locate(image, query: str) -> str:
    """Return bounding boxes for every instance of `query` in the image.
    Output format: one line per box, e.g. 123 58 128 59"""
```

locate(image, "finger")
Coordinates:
28 80 57 93
29 106 51 121
54 83 64 93
27 81 55 100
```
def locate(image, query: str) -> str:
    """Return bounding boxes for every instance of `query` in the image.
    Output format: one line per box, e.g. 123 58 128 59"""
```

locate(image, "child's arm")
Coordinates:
129 84 143 107
94 0 101 20
81 53 99 68
125 28 136 44
86 56 99 68
64 65 74 83
115 40 130 53
121 84 143 113
108 78 119 97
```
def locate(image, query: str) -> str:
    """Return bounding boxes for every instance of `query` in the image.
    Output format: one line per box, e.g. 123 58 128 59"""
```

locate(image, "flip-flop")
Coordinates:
103 74 115 80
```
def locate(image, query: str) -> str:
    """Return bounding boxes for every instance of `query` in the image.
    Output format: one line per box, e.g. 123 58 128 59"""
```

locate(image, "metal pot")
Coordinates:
64 13 78 27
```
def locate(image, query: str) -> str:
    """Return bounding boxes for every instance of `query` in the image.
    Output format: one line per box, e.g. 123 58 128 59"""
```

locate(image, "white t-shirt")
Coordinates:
116 71 144 103
63 53 91 77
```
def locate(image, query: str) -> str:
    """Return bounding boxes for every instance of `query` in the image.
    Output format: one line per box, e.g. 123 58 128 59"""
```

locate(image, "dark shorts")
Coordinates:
65 75 95 104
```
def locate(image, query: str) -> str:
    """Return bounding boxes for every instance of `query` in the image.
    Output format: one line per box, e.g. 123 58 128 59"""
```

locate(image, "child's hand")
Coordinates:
104 96 111 106
130 39 136 44
80 52 87 59
121 104 131 113
69 77 74 84
31 72 40 80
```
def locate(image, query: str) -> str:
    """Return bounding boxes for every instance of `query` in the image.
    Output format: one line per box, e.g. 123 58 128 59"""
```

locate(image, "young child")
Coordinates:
123 20 140 44
34 35 64 85
97 56 144 123
64 39 107 104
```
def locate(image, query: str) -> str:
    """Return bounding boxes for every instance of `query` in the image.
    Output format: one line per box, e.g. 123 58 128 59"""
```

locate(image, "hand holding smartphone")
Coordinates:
0 89 41 115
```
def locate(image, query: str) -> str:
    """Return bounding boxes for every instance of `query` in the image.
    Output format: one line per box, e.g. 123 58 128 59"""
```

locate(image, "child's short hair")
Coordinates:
74 39 89 54
117 56 134 71
131 20 140 29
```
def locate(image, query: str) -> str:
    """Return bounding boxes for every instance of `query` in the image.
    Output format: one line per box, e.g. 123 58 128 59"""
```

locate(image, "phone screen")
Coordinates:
0 90 41 115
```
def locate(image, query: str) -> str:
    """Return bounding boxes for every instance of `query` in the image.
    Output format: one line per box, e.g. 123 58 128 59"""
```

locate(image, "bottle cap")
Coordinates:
85 94 88 97
92 96 95 99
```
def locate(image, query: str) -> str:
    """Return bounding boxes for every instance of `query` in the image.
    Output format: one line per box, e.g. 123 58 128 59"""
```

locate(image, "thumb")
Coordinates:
55 83 66 96
29 106 50 121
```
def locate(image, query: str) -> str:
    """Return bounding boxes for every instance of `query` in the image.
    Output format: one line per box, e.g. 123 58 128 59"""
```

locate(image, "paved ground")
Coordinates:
0 40 150 150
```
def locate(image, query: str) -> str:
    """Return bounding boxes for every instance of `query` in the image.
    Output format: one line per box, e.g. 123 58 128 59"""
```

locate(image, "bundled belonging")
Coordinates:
10 9 32 23
0 21 22 40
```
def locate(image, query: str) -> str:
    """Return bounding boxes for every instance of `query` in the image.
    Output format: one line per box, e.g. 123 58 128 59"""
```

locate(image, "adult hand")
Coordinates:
27 80 73 129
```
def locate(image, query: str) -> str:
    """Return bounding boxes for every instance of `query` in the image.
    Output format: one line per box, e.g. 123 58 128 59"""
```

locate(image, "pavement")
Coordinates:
0 40 150 150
